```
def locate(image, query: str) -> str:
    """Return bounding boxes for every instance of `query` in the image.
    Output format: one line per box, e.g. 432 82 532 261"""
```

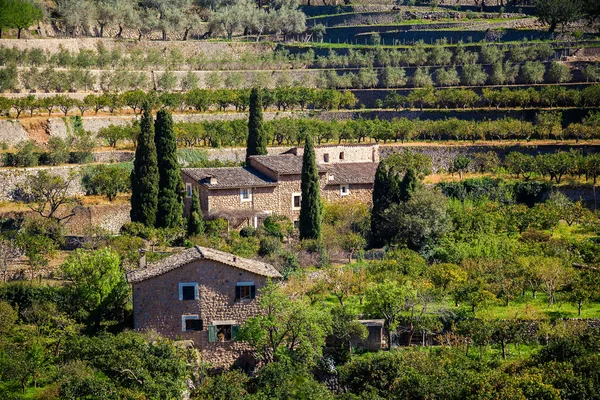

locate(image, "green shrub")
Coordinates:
513 181 552 207
259 236 282 257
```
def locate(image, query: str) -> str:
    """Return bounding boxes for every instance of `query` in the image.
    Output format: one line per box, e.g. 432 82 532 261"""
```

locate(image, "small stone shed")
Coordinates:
126 246 282 369
351 319 385 351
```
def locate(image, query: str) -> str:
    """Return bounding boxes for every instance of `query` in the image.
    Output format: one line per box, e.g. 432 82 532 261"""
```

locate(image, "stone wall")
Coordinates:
0 165 85 201
132 258 271 368
323 183 373 205
380 143 600 173
0 120 30 147
0 39 274 60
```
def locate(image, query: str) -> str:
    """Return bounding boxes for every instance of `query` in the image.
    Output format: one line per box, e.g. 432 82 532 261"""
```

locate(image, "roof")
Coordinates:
250 155 327 175
326 162 378 185
182 167 276 188
359 319 385 327
126 246 282 283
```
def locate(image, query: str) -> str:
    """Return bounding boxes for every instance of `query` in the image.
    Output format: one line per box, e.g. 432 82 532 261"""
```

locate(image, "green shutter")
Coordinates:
232 325 239 341
208 325 217 343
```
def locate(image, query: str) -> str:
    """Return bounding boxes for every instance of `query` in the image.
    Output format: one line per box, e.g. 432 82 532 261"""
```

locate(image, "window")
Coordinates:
240 188 252 202
235 282 256 301
323 153 330 163
339 151 345 160
340 185 349 196
179 282 198 301
182 315 203 331
185 183 192 198
208 323 239 343
292 193 301 210
293 220 299 229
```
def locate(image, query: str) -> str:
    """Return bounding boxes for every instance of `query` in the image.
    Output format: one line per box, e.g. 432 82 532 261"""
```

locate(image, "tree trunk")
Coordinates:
18 28 22 39
548 21 557 33
183 28 189 41
117 25 123 38
99 24 104 38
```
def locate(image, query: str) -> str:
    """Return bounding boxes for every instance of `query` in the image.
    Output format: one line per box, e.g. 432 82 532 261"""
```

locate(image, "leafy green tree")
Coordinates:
60 248 128 329
452 154 471 179
246 87 267 162
15 218 62 281
548 61 572 83
155 109 183 228
4 0 44 39
535 0 584 32
299 136 322 240
18 170 79 221
82 164 131 202
521 61 546 84
130 101 159 227
382 187 451 251
237 282 332 365
187 188 205 236
364 279 412 349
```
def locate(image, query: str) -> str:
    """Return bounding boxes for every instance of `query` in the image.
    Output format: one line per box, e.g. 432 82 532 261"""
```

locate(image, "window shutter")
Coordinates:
208 325 217 343
235 285 241 301
250 285 256 299
232 325 239 341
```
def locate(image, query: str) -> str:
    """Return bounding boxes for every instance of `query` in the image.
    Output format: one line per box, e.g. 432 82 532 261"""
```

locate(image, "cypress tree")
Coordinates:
155 109 183 228
130 101 159 227
299 136 322 240
370 159 402 247
187 188 205 236
398 168 420 202
246 87 267 162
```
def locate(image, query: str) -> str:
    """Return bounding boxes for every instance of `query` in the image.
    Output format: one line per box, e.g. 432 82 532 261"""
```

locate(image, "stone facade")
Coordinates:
291 143 380 164
130 255 275 369
183 145 378 228
323 183 373 205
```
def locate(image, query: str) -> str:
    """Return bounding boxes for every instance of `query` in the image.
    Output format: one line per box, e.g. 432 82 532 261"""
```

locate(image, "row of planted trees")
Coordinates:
0 41 584 71
4 84 600 121
0 88 357 119
318 60 587 89
167 111 600 149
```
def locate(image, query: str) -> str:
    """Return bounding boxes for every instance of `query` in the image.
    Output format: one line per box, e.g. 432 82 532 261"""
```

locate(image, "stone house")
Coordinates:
126 246 282 369
182 144 379 228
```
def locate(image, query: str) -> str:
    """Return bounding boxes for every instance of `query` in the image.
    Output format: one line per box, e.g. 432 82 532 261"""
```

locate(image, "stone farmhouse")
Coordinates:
126 245 282 370
182 144 379 228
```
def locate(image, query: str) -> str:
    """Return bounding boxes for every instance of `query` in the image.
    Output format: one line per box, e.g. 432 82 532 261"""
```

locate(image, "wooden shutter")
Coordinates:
250 285 256 299
232 325 239 341
208 325 217 343
235 285 241 301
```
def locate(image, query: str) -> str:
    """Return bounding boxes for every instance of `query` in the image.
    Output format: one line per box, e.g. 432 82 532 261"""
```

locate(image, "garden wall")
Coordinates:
380 143 600 172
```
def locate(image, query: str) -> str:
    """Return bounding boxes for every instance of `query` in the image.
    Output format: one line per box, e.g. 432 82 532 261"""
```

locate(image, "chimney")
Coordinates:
139 249 147 269
209 176 218 185
329 174 334 181
233 256 237 262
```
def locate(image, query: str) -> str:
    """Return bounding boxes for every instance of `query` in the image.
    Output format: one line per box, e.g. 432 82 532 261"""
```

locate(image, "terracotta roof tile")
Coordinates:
326 162 378 185
249 155 327 175
182 167 277 188
126 246 282 283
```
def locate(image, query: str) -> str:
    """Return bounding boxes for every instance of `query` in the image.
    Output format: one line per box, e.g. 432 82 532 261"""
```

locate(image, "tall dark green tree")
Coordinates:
130 101 159 227
370 159 402 247
246 88 267 162
299 136 322 241
398 168 419 202
155 109 183 228
187 188 205 236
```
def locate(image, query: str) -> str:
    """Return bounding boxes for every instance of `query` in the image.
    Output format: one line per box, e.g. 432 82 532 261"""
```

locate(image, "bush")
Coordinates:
81 164 131 201
6 140 40 167
513 181 552 207
240 225 256 238
45 137 70 165
259 236 282 257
